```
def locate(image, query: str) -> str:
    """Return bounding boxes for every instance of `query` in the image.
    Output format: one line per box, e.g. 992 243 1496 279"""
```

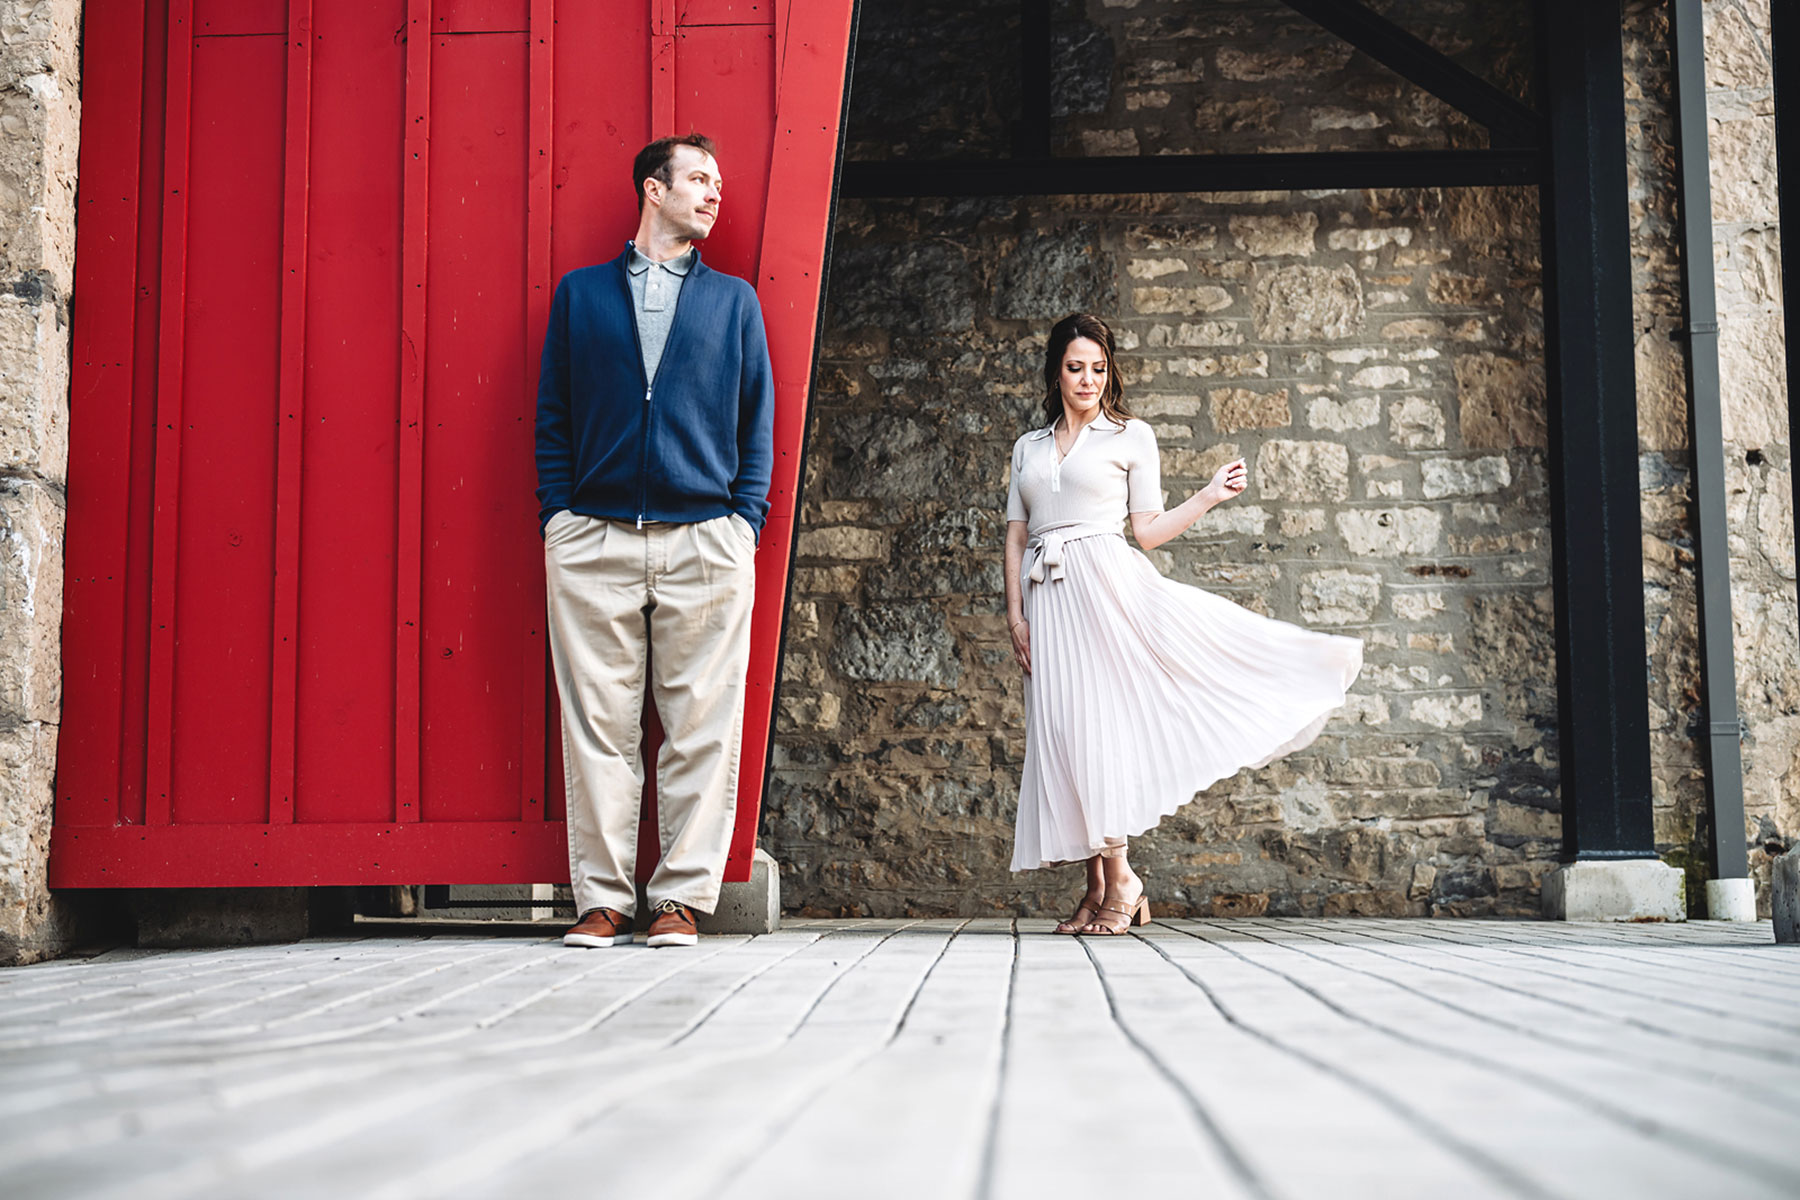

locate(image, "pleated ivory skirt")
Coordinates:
1010 533 1363 871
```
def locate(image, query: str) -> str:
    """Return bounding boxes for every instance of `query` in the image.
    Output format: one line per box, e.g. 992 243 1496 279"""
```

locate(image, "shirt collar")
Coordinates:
1029 412 1124 440
626 241 697 277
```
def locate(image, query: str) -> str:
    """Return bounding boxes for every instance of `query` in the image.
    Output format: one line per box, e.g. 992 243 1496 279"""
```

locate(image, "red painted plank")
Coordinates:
419 30 529 822
729 0 854 877
680 0 773 24
395 0 431 823
433 0 525 33
143 0 196 826
652 0 677 134
120 0 173 828
193 0 282 36
673 23 774 291
549 2 647 276
58 0 149 828
521 0 553 820
294 0 406 824
49 822 568 887
267 0 314 826
170 32 286 824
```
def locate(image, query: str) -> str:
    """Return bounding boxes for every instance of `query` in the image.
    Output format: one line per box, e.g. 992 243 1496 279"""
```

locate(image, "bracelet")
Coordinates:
1009 618 1026 631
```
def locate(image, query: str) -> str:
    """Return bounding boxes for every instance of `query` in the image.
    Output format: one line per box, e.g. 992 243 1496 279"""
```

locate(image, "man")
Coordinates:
535 134 773 948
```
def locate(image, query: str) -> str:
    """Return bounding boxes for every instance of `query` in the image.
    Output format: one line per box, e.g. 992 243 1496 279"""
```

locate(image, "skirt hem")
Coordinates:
1008 679 1357 872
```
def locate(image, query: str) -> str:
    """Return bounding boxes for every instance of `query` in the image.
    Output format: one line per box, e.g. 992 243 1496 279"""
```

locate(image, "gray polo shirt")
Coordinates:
625 242 695 384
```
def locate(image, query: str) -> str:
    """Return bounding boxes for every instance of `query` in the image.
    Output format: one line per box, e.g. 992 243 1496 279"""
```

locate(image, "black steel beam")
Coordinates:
1537 0 1656 860
1280 0 1539 148
1775 0 1800 663
1015 0 1052 160
1670 0 1748 883
840 148 1539 198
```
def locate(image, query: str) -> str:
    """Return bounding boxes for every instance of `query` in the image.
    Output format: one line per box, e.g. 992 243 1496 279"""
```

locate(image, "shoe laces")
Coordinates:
653 899 688 917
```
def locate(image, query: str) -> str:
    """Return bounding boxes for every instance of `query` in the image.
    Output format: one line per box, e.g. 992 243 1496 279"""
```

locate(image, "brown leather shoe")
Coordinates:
563 907 633 948
645 899 698 948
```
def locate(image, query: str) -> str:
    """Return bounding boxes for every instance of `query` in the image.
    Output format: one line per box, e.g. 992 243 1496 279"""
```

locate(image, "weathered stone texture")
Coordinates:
0 0 75 966
1678 0 1797 914
775 0 1558 921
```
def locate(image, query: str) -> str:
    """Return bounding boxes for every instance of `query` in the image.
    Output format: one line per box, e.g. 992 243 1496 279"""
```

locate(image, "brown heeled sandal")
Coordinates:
1055 893 1105 935
1081 894 1151 935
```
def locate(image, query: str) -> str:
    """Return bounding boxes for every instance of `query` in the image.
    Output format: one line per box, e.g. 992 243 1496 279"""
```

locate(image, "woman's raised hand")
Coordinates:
1206 458 1248 504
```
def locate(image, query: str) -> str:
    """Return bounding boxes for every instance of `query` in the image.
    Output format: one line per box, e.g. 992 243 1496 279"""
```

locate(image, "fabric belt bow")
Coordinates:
1025 532 1066 585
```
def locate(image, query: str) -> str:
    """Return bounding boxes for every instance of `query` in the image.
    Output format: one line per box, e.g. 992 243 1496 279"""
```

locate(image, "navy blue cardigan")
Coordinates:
534 248 774 537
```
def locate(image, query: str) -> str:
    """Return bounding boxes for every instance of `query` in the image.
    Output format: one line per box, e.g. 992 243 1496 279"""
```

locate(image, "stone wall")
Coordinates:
763 0 1797 918
0 0 78 965
1700 0 1797 910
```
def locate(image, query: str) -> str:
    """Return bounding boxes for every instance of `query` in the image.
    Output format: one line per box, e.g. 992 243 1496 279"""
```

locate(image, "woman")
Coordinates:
1004 313 1363 934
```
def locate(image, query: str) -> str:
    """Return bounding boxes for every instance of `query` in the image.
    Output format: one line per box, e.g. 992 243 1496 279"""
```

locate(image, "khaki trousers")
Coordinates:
544 511 757 917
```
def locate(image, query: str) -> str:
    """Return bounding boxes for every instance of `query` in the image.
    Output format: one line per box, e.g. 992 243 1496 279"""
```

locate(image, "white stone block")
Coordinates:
696 847 781 935
1541 859 1687 923
1703 877 1757 922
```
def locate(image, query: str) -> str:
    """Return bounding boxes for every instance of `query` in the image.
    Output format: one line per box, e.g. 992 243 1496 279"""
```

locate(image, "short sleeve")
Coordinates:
1006 438 1028 523
1126 421 1164 514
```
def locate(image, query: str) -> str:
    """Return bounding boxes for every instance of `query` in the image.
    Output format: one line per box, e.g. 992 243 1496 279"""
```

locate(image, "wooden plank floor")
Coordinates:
1 918 1794 1199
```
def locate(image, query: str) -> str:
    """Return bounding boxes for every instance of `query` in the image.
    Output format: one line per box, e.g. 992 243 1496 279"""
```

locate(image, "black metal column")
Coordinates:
1669 0 1749 883
1537 0 1657 859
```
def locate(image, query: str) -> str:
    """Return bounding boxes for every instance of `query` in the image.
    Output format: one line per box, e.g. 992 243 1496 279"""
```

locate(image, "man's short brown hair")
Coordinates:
633 134 719 211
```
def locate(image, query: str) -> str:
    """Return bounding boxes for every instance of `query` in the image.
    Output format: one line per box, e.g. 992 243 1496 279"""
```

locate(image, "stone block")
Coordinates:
1255 439 1348 502
1252 264 1363 342
0 292 68 481
1388 396 1446 448
830 601 959 687
1125 222 1216 252
1718 305 1788 449
1455 353 1547 448
1194 96 1281 135
995 223 1115 320
1705 0 1771 91
1348 364 1408 389
1164 442 1239 481
1335 507 1442 556
1215 43 1351 82
796 526 885 561
1541 860 1687 923
0 476 63 723
1133 284 1233 315
696 847 780 935
1421 456 1511 499
1327 227 1412 252
0 64 80 294
1127 257 1186 280
1305 395 1380 432
1708 113 1777 225
1775 846 1799 944
1208 386 1289 432
1229 213 1316 257
1299 569 1380 625
1409 694 1482 728
1702 877 1757 921
0 717 62 963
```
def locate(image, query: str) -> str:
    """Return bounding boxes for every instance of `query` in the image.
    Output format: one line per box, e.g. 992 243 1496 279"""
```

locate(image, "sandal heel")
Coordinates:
1133 898 1152 927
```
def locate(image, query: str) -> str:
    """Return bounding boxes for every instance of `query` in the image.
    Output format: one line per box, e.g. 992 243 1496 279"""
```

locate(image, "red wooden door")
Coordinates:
51 0 853 887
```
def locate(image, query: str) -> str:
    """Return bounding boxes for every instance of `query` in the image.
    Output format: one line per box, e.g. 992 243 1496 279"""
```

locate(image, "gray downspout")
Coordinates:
1669 0 1755 920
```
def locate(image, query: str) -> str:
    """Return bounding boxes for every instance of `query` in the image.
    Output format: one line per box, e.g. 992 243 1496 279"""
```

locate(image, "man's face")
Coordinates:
649 145 722 242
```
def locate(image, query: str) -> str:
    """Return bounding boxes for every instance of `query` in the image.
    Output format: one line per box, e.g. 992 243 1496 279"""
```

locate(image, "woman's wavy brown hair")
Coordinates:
1041 312 1131 428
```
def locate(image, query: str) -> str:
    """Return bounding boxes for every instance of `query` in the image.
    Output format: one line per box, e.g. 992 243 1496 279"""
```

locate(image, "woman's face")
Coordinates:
1058 336 1108 418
